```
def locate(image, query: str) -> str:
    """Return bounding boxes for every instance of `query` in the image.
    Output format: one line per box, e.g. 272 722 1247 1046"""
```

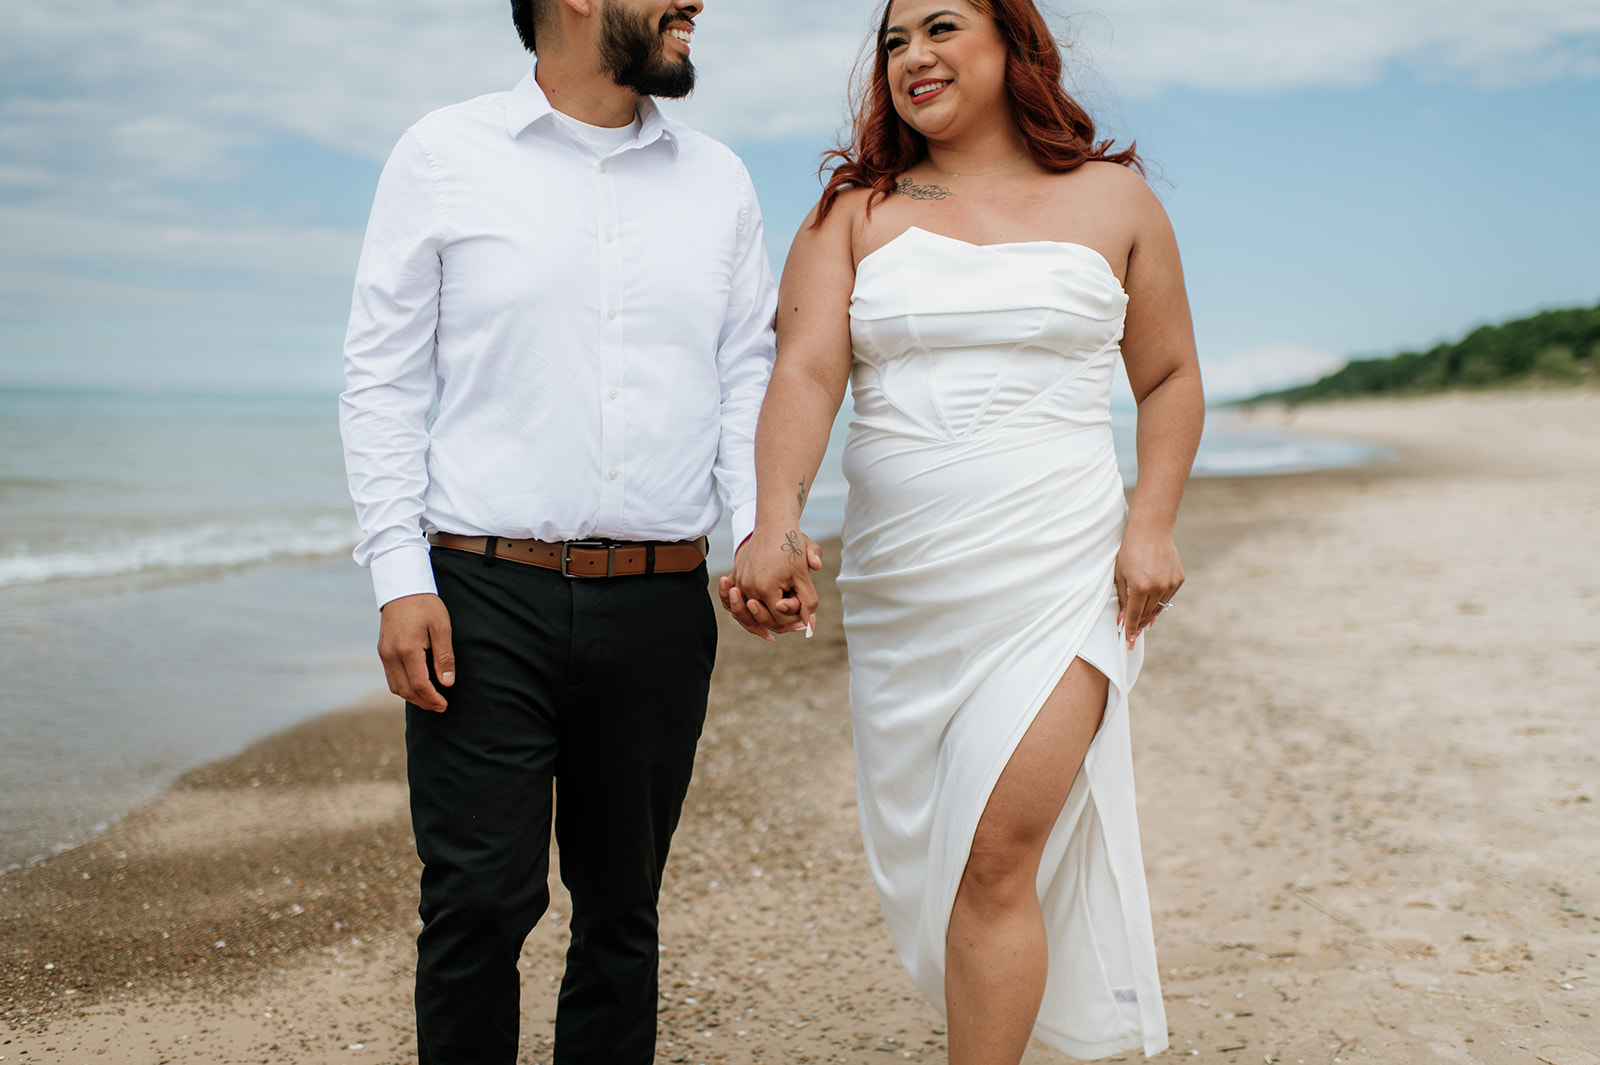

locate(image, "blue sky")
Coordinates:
1 0 1597 399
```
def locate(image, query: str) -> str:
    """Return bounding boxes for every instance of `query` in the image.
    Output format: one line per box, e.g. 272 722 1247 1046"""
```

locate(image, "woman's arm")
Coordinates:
1115 172 1205 647
720 199 859 638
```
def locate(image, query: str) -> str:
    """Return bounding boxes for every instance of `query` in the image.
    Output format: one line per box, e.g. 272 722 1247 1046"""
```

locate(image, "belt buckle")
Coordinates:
561 539 614 578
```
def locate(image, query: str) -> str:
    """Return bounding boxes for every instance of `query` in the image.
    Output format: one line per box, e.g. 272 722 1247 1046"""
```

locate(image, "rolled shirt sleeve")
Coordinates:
712 161 779 555
339 129 445 609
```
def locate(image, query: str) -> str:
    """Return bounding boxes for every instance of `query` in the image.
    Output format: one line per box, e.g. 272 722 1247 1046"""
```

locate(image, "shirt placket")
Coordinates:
596 150 626 530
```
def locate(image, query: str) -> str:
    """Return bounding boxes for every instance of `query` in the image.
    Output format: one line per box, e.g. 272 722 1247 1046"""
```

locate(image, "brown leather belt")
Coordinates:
427 532 708 578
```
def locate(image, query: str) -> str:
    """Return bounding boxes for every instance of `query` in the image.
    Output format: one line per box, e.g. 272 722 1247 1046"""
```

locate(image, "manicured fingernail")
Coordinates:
804 620 814 638
440 671 455 685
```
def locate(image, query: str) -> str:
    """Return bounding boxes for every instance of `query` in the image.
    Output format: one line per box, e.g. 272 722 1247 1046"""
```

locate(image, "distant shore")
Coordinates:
4 390 1597 1064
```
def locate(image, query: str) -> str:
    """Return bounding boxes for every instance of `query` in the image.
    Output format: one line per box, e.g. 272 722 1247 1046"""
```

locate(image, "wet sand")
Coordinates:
2 390 1597 1064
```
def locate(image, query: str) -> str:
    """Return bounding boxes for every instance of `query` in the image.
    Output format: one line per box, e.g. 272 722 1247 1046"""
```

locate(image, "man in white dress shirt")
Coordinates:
338 0 780 1060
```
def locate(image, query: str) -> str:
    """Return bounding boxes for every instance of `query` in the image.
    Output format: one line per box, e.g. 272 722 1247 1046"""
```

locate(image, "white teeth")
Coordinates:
666 27 691 41
911 81 949 97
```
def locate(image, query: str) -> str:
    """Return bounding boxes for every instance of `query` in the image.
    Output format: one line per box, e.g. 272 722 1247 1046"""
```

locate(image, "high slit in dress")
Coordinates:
837 226 1168 1059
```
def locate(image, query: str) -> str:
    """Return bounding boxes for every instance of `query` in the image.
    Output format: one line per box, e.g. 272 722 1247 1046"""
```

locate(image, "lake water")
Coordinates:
0 389 1383 870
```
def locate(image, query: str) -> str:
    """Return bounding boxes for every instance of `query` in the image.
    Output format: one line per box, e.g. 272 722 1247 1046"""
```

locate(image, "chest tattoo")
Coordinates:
895 177 951 201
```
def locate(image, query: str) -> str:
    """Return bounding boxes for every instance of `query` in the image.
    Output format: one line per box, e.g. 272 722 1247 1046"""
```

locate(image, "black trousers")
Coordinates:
406 546 717 1065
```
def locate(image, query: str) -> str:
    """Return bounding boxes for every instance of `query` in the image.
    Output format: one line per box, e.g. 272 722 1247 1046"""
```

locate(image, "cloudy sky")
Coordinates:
2 0 1597 399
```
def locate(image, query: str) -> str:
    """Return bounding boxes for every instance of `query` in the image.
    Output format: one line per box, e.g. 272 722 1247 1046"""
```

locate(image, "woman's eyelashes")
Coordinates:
883 21 960 54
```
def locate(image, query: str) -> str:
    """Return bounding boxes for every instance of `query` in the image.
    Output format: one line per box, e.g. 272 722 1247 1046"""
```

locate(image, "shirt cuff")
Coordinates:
369 542 438 609
728 501 758 563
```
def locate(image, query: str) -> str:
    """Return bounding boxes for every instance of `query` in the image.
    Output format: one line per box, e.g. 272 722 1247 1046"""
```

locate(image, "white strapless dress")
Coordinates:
838 227 1167 1059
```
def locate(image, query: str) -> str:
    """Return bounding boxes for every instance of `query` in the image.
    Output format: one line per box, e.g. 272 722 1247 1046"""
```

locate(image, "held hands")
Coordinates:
377 592 455 712
719 528 823 641
1114 526 1185 650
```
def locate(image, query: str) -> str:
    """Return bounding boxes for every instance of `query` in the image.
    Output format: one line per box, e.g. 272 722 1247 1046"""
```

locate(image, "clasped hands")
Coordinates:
719 525 823 641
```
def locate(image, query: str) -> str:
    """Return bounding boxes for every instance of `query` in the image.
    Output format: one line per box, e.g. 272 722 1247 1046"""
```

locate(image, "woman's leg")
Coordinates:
945 657 1109 1065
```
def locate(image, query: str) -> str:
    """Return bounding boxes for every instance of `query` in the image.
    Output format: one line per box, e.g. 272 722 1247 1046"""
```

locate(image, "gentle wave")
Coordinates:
0 515 360 587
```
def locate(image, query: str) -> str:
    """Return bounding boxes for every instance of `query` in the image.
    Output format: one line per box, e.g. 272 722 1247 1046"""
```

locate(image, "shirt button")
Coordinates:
608 469 619 480
600 162 608 174
607 309 617 321
608 388 618 399
604 232 615 243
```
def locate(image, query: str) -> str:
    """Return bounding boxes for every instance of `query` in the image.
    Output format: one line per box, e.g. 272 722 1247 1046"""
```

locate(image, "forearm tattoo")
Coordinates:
782 529 803 561
796 477 808 510
896 176 951 200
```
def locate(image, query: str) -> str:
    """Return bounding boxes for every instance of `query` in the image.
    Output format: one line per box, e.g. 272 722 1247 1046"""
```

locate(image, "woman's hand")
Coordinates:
1114 526 1184 648
719 528 823 641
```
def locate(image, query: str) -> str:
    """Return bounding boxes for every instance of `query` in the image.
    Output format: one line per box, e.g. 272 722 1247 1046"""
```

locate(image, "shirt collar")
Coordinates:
506 68 680 155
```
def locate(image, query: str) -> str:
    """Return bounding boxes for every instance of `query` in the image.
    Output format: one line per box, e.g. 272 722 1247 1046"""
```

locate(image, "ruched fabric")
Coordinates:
837 227 1167 1059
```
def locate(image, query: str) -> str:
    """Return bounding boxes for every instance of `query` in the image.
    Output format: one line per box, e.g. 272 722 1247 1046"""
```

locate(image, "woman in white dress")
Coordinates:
721 0 1203 1059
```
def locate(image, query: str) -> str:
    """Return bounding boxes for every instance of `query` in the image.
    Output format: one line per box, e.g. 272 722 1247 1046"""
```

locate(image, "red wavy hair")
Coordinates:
815 0 1141 224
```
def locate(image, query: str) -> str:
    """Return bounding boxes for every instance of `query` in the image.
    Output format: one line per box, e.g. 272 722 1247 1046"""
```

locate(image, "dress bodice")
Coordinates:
848 226 1128 443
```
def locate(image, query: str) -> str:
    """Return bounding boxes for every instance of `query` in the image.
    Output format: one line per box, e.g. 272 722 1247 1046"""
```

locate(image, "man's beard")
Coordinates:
599 1 696 99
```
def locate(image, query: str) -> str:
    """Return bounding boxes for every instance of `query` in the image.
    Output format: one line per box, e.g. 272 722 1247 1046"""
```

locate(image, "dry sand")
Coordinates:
2 390 1596 1064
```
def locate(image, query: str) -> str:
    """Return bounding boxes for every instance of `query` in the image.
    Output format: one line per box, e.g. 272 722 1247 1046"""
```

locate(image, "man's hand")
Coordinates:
718 530 823 641
378 593 455 712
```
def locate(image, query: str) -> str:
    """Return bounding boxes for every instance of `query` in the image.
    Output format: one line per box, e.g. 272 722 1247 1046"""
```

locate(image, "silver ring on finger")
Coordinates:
1158 599 1174 611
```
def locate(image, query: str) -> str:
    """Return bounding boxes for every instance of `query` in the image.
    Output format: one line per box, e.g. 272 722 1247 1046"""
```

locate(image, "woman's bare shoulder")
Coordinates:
784 188 876 282
1051 161 1171 243
1061 160 1159 204
792 185 880 261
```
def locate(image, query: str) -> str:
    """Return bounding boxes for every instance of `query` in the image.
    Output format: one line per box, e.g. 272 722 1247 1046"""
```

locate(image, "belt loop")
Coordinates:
482 536 498 567
645 543 656 575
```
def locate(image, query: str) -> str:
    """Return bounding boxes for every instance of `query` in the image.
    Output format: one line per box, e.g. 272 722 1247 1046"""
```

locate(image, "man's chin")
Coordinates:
618 59 696 99
654 76 696 100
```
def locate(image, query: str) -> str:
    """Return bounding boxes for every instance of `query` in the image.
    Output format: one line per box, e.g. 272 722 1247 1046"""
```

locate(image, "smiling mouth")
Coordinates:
909 79 951 98
665 24 692 45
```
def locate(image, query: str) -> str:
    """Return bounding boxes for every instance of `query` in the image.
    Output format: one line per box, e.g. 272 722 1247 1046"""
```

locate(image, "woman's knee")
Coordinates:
958 830 1041 910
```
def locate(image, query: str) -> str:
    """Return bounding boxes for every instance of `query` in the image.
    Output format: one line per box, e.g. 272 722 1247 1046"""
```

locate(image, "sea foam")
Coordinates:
0 514 358 587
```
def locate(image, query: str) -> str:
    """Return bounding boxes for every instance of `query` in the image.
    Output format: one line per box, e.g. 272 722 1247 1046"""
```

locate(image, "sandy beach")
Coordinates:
2 389 1596 1065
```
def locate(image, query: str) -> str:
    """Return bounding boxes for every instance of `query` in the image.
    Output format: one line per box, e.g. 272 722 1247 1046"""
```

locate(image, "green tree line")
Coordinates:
1250 299 1600 404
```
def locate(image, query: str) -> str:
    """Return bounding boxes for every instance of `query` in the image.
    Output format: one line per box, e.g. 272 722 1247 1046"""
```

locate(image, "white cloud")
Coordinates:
1 2 528 187
653 0 1600 138
1084 0 1600 99
4 0 1596 197
1 0 1596 388
0 201 362 391
1200 344 1348 402
110 115 252 185
5 0 1597 172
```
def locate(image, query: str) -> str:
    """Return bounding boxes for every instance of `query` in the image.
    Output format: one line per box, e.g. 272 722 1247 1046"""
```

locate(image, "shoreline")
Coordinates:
0 398 1389 593
0 403 1383 875
0 553 382 875
4 390 1598 1063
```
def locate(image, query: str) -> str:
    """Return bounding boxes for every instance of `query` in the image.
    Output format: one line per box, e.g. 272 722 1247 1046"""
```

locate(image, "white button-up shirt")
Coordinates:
340 72 778 607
